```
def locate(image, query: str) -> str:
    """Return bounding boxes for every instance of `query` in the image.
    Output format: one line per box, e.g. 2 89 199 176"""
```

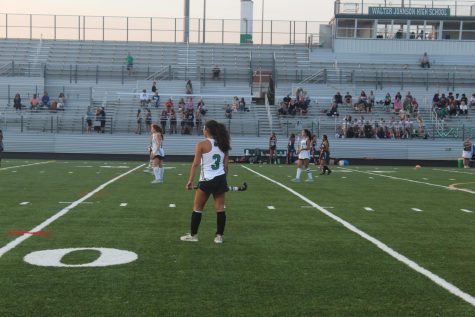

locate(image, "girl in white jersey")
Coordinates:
181 120 231 244
150 124 165 184
292 129 313 183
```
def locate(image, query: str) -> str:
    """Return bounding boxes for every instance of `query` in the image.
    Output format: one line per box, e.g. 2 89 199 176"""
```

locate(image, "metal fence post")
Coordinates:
54 15 56 40
69 64 72 83
126 17 129 43
222 19 224 44
29 14 32 40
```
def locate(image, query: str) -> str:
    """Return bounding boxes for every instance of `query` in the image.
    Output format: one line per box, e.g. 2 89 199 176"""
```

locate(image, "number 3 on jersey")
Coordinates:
211 154 221 170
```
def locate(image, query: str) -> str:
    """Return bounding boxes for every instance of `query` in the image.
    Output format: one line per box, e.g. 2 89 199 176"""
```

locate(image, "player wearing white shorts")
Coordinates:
150 124 165 183
462 138 473 168
292 129 313 183
181 120 231 244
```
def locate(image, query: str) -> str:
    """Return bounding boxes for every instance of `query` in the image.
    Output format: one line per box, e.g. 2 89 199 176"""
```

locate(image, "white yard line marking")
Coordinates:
0 161 54 171
461 209 473 213
433 169 475 176
0 164 144 259
169 204 176 208
364 207 374 211
59 201 93 205
19 202 30 206
267 206 276 210
75 166 94 168
242 165 475 308
11 171 17 173
412 208 423 212
120 203 128 207
341 167 475 195
301 206 334 209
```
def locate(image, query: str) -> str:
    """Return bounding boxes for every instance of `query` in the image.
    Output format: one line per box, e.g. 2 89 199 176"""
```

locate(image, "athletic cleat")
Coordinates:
291 178 301 183
214 235 223 244
180 233 198 242
151 179 163 184
305 179 314 183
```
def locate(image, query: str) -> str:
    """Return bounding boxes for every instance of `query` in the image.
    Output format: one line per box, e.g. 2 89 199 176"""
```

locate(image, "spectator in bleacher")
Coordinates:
186 97 194 112
145 108 152 131
40 91 50 109
420 52 430 68
277 102 288 116
169 109 178 134
344 92 352 106
13 93 22 111
367 91 375 113
239 97 247 112
177 98 185 113
459 100 468 116
195 108 203 134
85 108 94 133
185 80 193 94
231 96 239 112
99 107 106 133
460 93 468 106
140 89 148 107
135 108 143 135
126 52 134 76
184 109 194 134
327 102 339 117
283 94 291 106
448 97 457 116
288 100 297 116
394 93 402 113
470 94 475 108
197 98 207 116
212 64 220 80
160 109 168 134
432 93 440 108
411 98 419 113
224 104 233 119
354 90 367 112
152 92 160 108
151 81 157 93
57 92 66 111
30 94 39 110
165 98 174 113
333 92 343 105
383 93 392 112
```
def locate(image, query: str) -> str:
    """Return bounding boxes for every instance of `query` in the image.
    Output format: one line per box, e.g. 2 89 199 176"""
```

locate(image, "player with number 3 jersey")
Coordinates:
181 120 231 244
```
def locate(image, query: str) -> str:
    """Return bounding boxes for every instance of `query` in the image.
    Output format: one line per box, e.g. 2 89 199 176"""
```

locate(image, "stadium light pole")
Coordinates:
203 0 206 43
261 0 264 44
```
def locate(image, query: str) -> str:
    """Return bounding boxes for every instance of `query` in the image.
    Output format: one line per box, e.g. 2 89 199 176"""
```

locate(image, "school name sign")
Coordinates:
369 7 450 17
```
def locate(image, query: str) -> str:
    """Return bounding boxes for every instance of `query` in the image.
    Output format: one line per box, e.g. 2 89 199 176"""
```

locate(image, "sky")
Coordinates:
1 0 335 22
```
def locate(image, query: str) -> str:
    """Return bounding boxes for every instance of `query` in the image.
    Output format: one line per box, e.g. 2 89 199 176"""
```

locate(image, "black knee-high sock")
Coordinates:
216 211 226 235
191 211 202 235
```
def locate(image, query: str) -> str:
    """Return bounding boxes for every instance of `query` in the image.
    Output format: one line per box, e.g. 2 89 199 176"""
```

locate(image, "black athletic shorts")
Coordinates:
198 173 228 194
153 155 165 160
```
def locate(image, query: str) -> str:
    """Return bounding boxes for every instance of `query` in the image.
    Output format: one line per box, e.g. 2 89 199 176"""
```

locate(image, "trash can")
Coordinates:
458 158 464 168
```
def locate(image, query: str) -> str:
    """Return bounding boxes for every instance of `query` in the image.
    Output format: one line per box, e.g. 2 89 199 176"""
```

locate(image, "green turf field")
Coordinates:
1 159 475 316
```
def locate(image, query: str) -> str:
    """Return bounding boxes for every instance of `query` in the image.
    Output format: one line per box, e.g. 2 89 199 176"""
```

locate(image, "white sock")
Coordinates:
153 167 161 180
296 168 302 179
306 168 313 180
160 167 165 180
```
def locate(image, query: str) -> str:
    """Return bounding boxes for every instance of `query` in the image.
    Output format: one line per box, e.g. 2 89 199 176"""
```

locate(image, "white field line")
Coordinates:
433 169 475 176
461 209 473 213
0 161 54 171
364 207 374 211
341 167 475 195
267 206 276 210
0 164 145 259
241 165 475 308
412 208 423 212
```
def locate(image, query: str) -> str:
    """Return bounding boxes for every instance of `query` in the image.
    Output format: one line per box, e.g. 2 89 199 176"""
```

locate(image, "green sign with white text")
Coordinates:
369 7 450 17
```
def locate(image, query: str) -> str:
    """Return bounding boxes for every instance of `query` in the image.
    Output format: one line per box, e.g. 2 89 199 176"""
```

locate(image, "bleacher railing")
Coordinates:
0 13 326 45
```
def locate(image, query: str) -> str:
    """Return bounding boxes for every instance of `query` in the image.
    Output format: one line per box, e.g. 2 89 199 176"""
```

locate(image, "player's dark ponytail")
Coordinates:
205 120 231 153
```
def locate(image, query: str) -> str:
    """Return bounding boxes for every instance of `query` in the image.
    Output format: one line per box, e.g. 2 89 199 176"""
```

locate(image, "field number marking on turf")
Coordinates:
0 164 145 259
461 209 473 213
24 248 137 267
0 161 54 171
364 207 374 211
341 167 475 195
242 165 475 308
412 208 423 212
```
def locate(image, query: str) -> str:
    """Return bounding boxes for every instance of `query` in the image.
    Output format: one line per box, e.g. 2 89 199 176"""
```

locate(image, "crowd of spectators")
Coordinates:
12 91 66 112
277 88 311 116
432 92 472 119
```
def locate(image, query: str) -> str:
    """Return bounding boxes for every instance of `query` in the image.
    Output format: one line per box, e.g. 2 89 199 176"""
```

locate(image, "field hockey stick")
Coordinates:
192 182 248 192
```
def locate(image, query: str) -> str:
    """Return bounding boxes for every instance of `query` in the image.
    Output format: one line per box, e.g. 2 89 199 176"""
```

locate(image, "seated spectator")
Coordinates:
470 94 475 108
432 93 440 108
212 64 220 80
178 97 185 113
239 97 248 112
165 98 174 112
283 94 291 106
160 109 168 134
277 102 288 116
287 100 297 116
197 98 207 115
57 92 66 111
224 104 233 119
333 92 343 105
185 80 193 94
13 93 22 111
186 97 194 111
151 81 157 93
383 93 392 112
459 101 468 116
231 96 239 112
152 92 160 108
30 94 39 110
140 89 148 107
411 98 419 113
49 100 58 112
169 109 178 134
327 102 339 117
367 91 375 112
420 52 430 68
344 92 352 105
354 90 367 112
40 91 50 109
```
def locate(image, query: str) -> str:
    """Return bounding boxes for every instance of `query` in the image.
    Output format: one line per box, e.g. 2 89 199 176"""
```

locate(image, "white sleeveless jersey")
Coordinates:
298 137 310 160
151 133 165 157
200 138 225 181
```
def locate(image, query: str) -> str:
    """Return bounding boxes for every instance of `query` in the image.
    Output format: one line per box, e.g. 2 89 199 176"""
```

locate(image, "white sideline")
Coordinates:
342 167 475 195
0 161 54 171
433 169 475 176
0 164 145 259
242 165 475 307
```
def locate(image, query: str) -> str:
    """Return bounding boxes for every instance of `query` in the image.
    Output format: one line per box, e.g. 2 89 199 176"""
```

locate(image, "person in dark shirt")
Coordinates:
333 92 343 104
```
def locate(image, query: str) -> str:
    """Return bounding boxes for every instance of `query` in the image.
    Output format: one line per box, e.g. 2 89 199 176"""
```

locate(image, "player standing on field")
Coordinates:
292 129 313 183
150 124 165 184
319 134 332 175
181 120 231 244
269 132 277 164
